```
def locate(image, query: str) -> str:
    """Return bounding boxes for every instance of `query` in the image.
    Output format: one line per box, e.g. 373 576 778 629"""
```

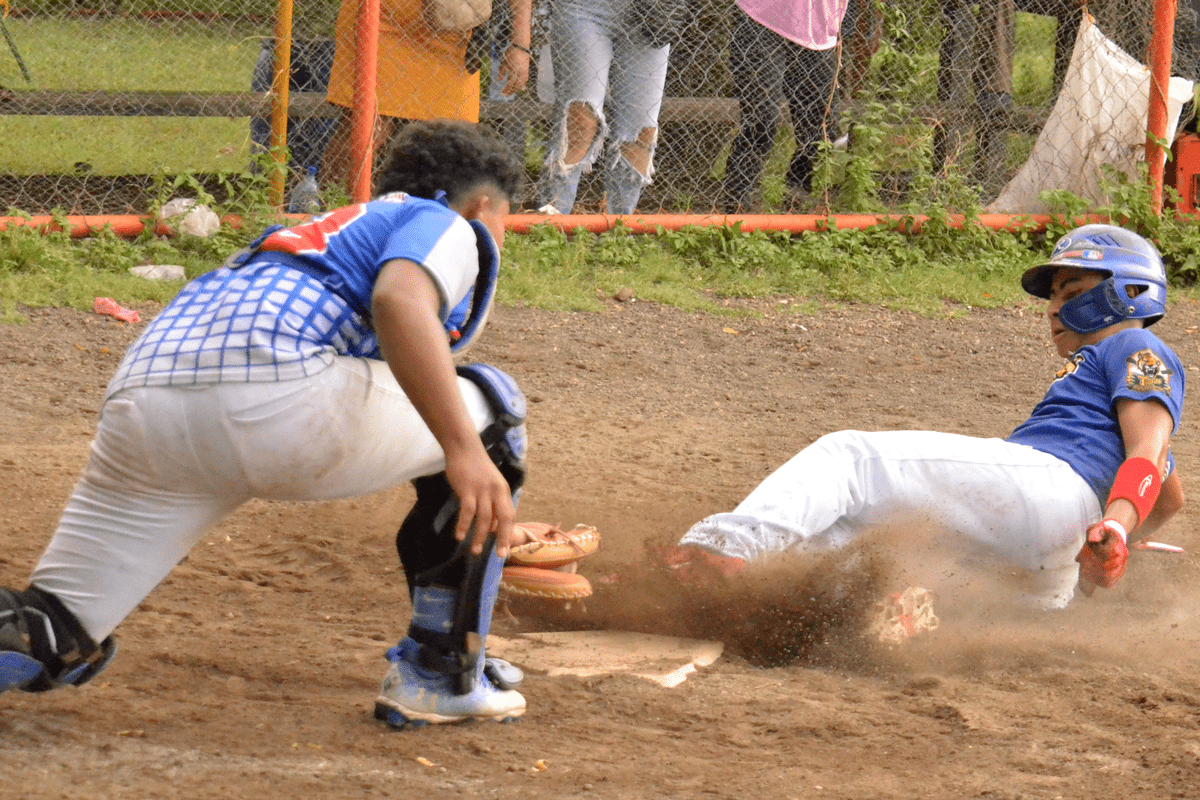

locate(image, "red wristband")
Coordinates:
1107 457 1161 524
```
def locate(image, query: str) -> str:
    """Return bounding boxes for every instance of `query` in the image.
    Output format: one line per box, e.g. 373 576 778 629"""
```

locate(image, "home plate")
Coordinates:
487 631 724 688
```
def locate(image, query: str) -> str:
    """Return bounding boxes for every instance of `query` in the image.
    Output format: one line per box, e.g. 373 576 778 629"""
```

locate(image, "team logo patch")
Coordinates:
1054 352 1085 381
1126 349 1173 394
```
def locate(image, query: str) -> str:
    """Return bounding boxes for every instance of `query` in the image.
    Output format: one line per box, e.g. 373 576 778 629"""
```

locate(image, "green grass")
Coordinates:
0 18 263 176
4 118 255 175
494 219 1048 317
1012 13 1061 108
1 18 260 91
0 217 248 322
4 210 1200 328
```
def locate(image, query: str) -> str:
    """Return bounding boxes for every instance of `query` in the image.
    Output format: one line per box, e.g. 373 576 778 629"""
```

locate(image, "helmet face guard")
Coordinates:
1021 224 1167 334
1058 278 1136 334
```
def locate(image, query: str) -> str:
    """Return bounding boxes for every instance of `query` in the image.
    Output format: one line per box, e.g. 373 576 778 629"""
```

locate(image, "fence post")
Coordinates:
1147 0 1178 215
269 0 295 209
351 0 381 204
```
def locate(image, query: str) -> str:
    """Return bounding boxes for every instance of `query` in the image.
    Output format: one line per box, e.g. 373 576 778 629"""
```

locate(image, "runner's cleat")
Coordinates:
654 544 747 584
867 586 940 645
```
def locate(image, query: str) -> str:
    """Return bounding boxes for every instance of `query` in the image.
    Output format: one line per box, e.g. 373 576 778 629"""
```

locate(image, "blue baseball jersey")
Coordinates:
1007 327 1185 505
105 193 480 398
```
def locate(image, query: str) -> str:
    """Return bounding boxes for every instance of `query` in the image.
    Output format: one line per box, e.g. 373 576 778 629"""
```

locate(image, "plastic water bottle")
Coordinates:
288 166 322 214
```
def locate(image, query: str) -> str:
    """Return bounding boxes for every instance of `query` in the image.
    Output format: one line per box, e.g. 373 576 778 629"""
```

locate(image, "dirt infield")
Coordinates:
3 297 1200 799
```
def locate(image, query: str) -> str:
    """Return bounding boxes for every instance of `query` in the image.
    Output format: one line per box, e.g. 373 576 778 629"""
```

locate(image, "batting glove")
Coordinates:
1075 519 1130 589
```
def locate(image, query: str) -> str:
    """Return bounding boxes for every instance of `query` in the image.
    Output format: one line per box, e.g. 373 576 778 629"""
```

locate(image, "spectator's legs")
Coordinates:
722 10 787 212
840 0 881 103
289 38 338 177
540 0 613 213
249 39 274 163
248 38 337 181
486 3 531 189
782 41 839 196
603 30 669 214
975 0 1014 103
1050 4 1079 92
973 0 1014 195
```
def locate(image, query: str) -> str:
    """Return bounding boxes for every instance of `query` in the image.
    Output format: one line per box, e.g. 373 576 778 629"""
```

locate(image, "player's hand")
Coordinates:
496 47 530 95
1075 519 1130 589
445 448 517 559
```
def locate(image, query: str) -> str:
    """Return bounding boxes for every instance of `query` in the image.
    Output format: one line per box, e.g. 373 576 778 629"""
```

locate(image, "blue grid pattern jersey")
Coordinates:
106 194 480 399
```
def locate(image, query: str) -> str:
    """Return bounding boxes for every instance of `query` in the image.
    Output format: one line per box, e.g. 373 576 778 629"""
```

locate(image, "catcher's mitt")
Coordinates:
506 522 600 568
500 565 594 600
500 523 601 600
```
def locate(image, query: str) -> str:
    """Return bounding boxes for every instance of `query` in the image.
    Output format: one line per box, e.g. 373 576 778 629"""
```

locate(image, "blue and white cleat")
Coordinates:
0 595 45 693
0 648 45 694
0 588 117 694
373 639 525 729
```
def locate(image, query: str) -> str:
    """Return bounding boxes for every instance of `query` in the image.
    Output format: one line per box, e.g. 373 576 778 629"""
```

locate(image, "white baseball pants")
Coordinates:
31 356 494 641
679 430 1102 608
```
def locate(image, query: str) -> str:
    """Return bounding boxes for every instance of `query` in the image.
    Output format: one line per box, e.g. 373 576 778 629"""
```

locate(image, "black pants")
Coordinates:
722 7 842 205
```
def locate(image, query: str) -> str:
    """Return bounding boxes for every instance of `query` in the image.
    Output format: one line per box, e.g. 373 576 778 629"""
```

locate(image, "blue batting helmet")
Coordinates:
1020 224 1167 334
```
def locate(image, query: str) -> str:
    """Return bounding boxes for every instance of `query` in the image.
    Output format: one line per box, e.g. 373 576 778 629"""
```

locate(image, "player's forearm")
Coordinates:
1134 470 1184 539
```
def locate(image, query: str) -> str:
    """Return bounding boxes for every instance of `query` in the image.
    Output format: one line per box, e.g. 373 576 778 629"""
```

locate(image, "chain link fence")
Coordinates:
0 0 1194 217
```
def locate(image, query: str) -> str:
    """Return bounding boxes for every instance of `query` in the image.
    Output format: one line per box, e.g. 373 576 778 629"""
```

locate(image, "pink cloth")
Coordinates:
93 297 140 324
735 0 850 50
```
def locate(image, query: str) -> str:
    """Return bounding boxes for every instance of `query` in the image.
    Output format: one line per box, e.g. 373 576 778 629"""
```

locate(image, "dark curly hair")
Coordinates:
375 120 523 205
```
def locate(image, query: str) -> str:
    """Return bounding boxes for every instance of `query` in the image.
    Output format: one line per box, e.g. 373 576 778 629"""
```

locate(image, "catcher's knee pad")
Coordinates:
406 537 507 695
0 586 117 693
456 362 527 493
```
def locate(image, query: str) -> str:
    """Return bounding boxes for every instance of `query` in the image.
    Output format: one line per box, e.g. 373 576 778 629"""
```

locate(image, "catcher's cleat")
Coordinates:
867 587 940 645
0 587 117 693
374 638 526 729
655 544 747 583
483 656 524 690
0 648 45 694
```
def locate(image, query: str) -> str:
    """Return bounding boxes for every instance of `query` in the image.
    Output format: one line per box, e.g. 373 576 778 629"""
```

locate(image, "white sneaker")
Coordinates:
373 639 526 729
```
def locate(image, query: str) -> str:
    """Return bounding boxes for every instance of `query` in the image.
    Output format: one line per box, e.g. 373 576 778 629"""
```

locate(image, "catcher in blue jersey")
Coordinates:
665 224 1185 613
0 120 536 728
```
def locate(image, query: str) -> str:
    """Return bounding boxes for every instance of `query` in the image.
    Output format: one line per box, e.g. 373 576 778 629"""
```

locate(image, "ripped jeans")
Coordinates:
539 0 669 214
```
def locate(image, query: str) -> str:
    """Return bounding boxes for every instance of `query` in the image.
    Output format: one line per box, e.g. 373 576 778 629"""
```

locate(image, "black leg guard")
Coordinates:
391 363 528 695
404 535 507 694
394 477 521 693
395 474 462 596
0 586 117 693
